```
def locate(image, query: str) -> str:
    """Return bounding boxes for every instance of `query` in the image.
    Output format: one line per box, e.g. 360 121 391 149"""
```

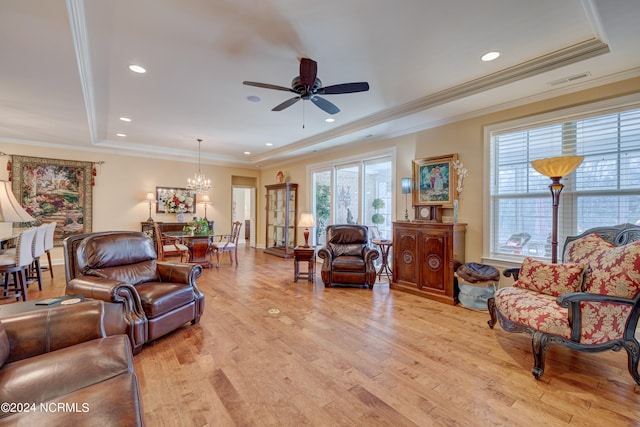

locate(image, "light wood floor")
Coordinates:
11 246 640 426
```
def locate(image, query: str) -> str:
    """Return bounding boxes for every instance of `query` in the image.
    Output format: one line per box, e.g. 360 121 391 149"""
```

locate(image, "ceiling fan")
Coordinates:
243 58 369 115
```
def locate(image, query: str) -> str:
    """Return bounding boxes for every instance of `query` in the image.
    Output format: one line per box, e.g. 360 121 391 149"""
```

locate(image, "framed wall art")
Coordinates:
11 155 93 246
412 153 458 208
156 187 196 213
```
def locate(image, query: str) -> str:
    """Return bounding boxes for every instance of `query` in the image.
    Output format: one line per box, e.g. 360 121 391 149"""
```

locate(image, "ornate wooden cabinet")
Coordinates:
264 183 298 258
391 221 466 305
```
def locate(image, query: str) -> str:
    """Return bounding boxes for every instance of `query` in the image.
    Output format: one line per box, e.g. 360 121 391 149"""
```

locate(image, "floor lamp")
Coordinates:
531 156 584 263
401 178 412 221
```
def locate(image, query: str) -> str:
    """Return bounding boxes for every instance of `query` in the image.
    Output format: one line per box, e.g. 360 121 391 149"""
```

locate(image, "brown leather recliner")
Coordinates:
317 224 379 289
64 231 204 354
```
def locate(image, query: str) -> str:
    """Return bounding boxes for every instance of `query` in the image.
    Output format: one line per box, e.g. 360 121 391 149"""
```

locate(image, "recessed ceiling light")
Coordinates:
116 133 127 137
481 51 500 62
247 96 261 102
119 117 131 122
128 65 146 73
325 118 335 123
244 151 251 155
265 143 273 146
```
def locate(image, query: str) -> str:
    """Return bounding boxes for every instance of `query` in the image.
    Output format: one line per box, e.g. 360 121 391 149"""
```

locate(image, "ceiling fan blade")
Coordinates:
243 81 295 93
299 58 317 89
272 96 301 111
311 96 340 115
319 82 370 95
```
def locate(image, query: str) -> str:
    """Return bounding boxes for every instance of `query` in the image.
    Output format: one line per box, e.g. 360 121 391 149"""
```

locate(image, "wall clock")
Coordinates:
414 205 442 222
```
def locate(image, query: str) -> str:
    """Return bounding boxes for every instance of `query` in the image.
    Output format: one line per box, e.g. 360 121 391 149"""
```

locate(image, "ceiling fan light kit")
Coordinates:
243 58 370 115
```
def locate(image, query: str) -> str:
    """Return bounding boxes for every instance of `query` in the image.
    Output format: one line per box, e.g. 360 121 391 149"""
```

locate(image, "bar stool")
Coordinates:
43 221 56 278
0 227 36 301
29 223 47 290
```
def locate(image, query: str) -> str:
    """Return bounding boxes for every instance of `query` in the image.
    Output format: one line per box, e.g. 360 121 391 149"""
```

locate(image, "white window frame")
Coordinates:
482 93 640 268
306 148 396 245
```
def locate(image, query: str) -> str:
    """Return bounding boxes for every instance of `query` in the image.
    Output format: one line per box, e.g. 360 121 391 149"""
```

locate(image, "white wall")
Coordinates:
0 143 259 265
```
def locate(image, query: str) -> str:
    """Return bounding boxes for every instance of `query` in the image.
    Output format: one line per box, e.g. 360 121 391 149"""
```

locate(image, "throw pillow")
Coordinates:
513 257 585 296
566 234 640 298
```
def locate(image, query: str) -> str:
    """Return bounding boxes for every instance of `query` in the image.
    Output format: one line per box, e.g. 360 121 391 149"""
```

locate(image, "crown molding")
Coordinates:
66 0 98 144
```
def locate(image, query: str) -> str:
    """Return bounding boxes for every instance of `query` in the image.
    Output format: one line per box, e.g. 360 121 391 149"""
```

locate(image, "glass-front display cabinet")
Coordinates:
264 183 298 258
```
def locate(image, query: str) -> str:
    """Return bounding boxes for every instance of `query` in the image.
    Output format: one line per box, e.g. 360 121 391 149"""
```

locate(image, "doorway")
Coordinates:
231 178 257 248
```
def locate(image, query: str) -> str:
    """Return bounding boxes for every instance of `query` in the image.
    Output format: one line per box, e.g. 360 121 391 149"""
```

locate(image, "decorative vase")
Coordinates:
177 211 185 222
453 199 459 224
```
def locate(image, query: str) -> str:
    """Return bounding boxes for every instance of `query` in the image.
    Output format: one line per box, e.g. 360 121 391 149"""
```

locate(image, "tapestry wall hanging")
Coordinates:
11 155 93 246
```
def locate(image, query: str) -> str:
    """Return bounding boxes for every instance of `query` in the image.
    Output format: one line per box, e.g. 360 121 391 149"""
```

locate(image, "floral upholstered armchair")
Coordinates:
488 223 640 384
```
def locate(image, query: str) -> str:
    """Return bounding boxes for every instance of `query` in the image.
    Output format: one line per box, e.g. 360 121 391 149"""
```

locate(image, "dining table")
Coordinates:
163 231 224 268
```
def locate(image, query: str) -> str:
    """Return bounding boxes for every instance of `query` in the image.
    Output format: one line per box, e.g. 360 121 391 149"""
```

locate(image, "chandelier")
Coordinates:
187 138 211 194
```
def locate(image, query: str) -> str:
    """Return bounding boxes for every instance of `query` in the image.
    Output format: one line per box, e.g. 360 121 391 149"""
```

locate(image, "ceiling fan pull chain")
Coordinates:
302 101 305 129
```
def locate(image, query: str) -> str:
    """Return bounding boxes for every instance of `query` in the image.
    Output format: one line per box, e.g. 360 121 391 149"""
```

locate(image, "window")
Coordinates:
486 96 640 262
308 150 394 246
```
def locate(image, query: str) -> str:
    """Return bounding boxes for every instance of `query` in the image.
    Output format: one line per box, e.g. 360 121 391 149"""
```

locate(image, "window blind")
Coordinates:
489 105 640 261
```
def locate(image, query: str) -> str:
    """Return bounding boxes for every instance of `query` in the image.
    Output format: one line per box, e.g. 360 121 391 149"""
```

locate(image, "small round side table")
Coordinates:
372 239 393 281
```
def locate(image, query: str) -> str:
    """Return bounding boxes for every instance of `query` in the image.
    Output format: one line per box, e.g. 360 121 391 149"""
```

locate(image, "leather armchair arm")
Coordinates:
66 276 147 352
1 300 106 363
363 246 379 266
317 247 333 284
157 261 202 285
66 276 144 318
317 247 332 261
363 246 379 285
156 262 205 321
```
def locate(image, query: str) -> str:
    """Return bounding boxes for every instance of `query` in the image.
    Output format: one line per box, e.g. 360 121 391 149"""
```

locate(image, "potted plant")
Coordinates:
371 198 385 225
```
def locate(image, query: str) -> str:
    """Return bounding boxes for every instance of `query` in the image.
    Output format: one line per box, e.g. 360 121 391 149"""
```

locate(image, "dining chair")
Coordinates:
0 227 37 301
211 221 242 267
43 221 56 277
153 222 190 262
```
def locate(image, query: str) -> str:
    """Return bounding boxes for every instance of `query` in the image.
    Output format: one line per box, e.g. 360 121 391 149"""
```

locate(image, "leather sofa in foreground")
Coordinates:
0 300 144 426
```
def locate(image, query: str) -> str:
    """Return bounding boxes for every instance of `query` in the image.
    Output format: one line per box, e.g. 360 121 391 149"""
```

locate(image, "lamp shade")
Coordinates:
401 178 412 194
531 156 584 178
199 195 210 204
298 213 315 228
0 181 35 222
145 192 156 202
